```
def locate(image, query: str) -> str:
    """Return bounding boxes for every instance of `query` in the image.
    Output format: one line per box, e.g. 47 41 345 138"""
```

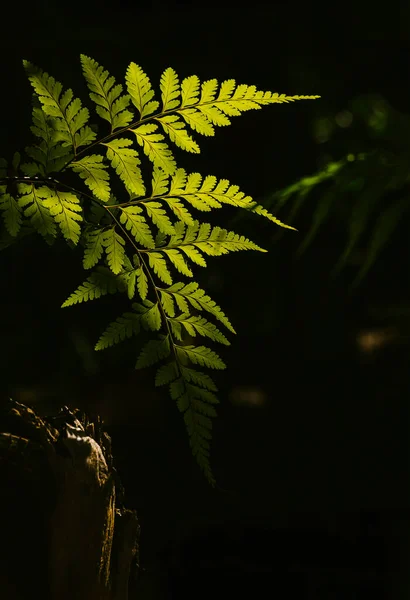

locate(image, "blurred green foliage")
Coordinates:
247 93 410 289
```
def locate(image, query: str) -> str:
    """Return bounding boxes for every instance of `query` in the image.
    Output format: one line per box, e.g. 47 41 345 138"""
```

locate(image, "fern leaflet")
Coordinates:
80 54 134 131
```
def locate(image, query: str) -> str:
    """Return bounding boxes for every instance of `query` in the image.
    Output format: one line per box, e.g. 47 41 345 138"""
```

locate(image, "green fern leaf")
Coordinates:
160 67 180 112
164 198 195 225
159 290 176 317
17 183 57 239
181 75 200 107
119 206 155 249
151 165 169 197
191 397 218 417
164 281 235 333
136 267 149 299
70 155 110 202
157 115 200 153
162 248 193 277
179 365 218 391
168 221 267 257
102 138 145 196
155 360 179 386
178 245 207 267
169 319 184 341
186 383 220 404
101 227 126 274
180 109 214 136
169 168 187 194
27 105 73 174
184 407 215 485
200 79 218 103
214 82 319 116
125 62 159 118
249 204 298 230
21 161 43 177
143 201 175 235
80 54 133 131
23 61 96 151
147 251 173 284
127 269 137 299
168 375 216 483
40 187 82 244
95 311 141 350
75 126 97 149
131 123 176 174
135 336 171 369
0 193 22 236
175 344 226 369
172 314 230 345
83 227 105 269
61 266 126 307
139 301 162 331
197 105 230 127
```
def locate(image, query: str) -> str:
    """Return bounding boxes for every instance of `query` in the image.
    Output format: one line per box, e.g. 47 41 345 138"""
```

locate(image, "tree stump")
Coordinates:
0 397 140 600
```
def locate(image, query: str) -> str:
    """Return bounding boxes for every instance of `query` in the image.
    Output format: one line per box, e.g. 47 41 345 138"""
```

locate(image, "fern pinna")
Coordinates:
0 55 319 484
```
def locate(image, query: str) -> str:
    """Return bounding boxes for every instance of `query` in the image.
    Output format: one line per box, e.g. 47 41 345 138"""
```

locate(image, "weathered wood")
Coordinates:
0 398 140 600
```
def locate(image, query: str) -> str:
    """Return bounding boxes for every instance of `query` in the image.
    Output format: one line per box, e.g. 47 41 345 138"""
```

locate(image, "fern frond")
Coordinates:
147 252 173 284
138 300 162 332
80 54 134 131
181 75 200 107
70 155 110 202
161 248 193 277
180 109 215 136
160 67 180 112
102 138 145 196
151 165 169 197
26 104 74 174
39 187 82 244
169 375 217 485
61 266 126 307
171 314 230 346
157 115 200 153
157 70 320 139
175 344 225 370
136 267 149 299
169 220 267 256
23 61 96 151
245 204 297 231
164 198 195 225
135 336 171 369
125 63 159 118
119 205 155 249
155 360 179 386
0 193 22 236
131 123 176 174
95 311 141 350
101 227 126 274
163 281 235 333
159 289 176 316
83 227 105 269
143 201 175 235
179 365 218 391
17 183 57 239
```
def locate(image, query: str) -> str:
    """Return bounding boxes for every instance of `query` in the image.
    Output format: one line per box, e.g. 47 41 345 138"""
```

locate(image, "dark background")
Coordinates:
1 2 409 597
